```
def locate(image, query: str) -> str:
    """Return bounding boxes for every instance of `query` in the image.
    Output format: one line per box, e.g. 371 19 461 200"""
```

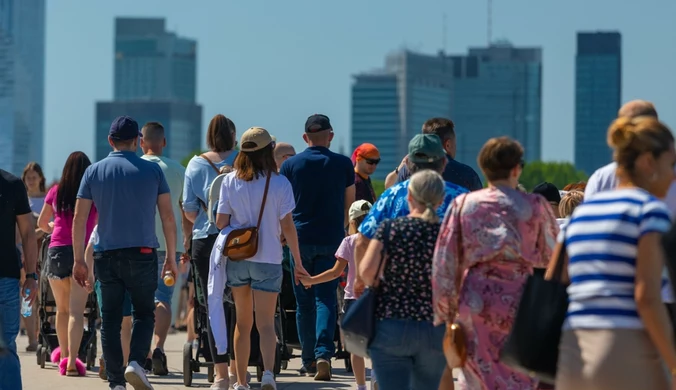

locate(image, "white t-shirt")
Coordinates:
584 162 619 201
217 172 295 265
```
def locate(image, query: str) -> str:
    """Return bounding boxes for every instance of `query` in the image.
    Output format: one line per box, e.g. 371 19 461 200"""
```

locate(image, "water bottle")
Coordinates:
21 289 32 317
163 271 175 287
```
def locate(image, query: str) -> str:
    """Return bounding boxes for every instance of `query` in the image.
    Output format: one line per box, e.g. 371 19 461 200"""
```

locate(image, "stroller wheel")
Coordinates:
39 347 47 369
36 344 43 366
281 360 288 370
207 365 214 383
182 342 193 387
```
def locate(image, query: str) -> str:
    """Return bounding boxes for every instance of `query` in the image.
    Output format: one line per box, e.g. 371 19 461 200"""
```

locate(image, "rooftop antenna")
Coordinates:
442 13 448 53
487 0 493 45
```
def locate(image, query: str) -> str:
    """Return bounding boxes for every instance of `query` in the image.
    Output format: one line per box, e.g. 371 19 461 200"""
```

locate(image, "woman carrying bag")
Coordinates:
358 170 447 389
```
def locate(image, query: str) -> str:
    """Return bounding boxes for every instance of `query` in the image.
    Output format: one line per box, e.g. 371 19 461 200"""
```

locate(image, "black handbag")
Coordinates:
499 241 569 384
341 219 392 358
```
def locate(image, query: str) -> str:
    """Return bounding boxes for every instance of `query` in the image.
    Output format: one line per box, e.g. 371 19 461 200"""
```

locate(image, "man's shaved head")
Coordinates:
274 142 296 169
618 100 658 119
141 122 165 144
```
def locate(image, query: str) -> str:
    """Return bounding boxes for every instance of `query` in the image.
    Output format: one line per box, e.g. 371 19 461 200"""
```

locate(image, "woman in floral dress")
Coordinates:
432 137 559 389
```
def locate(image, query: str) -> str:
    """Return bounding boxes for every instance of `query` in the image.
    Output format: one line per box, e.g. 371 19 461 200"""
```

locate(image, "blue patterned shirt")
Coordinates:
358 179 469 239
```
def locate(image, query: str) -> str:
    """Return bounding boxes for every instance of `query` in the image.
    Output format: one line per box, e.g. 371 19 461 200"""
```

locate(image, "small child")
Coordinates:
299 200 372 390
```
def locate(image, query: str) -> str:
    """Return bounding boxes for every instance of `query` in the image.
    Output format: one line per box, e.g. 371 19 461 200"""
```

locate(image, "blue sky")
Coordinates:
43 0 676 180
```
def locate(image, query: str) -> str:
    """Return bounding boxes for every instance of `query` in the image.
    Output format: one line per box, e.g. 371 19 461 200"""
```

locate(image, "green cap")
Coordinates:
408 134 446 164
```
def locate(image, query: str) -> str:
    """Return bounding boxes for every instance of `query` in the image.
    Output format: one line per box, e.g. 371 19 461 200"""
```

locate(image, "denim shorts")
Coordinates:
226 260 283 293
155 251 181 305
95 279 132 317
45 246 74 279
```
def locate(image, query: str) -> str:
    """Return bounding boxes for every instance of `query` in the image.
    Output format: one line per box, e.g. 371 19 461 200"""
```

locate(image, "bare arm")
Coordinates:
302 259 347 286
72 199 93 263
17 213 37 274
182 209 193 251
216 212 229 231
344 184 356 228
37 203 54 233
157 193 177 261
358 238 385 286
353 233 370 296
281 213 301 267
635 233 676 370
185 210 198 224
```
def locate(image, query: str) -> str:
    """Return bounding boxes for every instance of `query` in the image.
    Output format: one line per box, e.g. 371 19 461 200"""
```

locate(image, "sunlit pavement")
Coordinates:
18 331 369 389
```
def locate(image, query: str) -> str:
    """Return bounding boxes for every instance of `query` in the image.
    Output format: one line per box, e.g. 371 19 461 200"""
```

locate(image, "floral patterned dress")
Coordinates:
432 185 559 390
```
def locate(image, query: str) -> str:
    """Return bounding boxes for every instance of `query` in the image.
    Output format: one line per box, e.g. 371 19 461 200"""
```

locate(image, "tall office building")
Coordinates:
0 0 45 174
96 17 201 161
574 32 622 175
449 43 542 172
351 51 453 180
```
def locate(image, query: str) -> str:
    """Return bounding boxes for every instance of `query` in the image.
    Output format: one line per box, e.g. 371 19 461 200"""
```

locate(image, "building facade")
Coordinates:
574 32 622 175
0 0 45 174
351 51 453 180
449 43 542 172
96 17 201 161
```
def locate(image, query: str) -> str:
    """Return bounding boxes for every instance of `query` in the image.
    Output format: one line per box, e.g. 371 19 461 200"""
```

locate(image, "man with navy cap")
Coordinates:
72 116 178 390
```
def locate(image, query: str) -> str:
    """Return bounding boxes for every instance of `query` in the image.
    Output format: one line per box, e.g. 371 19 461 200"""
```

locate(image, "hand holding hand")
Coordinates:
294 264 310 286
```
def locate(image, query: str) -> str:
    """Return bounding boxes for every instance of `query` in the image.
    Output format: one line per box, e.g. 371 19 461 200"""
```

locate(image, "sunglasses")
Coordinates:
362 157 381 165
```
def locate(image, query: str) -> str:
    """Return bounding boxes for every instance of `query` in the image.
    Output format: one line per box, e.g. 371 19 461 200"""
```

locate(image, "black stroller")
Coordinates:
35 234 99 369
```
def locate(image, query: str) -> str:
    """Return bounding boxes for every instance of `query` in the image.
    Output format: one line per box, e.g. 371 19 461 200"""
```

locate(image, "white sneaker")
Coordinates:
124 361 154 390
261 370 276 390
234 385 250 390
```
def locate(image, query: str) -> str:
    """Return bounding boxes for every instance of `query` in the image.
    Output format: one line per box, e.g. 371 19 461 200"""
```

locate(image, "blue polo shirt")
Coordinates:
77 151 170 251
280 146 354 247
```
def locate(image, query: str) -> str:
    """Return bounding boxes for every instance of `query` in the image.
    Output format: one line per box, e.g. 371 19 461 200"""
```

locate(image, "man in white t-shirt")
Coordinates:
140 122 186 375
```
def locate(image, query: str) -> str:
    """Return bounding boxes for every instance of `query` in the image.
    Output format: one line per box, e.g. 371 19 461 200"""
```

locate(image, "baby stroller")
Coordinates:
35 234 99 369
279 265 352 371
182 262 215 387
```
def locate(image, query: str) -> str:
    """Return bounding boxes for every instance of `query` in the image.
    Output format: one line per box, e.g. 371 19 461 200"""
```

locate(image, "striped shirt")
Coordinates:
561 188 672 329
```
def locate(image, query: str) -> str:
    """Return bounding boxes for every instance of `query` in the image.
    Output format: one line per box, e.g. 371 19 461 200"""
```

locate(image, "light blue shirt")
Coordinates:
584 162 619 201
182 153 238 240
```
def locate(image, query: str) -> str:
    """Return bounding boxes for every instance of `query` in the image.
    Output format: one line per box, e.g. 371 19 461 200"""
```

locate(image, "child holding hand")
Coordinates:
299 200 372 390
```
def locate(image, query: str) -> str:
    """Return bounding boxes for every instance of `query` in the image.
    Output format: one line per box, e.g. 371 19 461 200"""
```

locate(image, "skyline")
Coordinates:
40 0 676 179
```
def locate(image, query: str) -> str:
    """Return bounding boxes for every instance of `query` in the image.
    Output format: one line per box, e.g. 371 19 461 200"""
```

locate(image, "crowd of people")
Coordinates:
1 98 676 390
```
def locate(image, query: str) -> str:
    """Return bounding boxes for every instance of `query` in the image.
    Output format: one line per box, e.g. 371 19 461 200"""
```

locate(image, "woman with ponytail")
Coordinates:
432 136 559 389
359 170 447 389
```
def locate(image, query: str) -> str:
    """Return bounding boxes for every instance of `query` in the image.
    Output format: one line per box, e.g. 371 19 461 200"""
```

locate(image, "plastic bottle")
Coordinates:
163 271 175 287
21 289 32 317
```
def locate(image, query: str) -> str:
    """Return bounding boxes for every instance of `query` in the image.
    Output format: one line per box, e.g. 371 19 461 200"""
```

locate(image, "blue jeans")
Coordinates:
95 248 158 388
291 244 339 366
368 318 446 390
0 278 22 390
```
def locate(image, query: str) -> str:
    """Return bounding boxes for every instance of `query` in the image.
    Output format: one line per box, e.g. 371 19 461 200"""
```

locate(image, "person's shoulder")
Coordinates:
448 157 479 175
443 181 470 195
329 151 352 166
0 169 22 187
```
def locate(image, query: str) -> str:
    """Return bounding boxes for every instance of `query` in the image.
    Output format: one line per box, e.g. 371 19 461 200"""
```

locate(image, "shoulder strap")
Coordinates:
200 154 221 174
256 172 272 230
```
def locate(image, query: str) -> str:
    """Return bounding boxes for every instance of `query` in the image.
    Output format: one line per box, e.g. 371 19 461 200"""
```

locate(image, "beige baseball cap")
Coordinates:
240 127 273 152
349 200 372 221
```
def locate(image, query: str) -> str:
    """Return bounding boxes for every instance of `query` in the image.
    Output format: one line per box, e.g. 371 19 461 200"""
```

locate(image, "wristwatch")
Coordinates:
26 272 38 281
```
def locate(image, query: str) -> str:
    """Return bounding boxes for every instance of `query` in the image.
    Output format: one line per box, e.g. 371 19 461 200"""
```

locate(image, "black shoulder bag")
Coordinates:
341 219 392 358
499 239 569 384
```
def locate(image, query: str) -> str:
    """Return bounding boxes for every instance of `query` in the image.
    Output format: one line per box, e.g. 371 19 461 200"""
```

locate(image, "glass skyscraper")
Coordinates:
351 51 453 180
449 43 542 172
574 32 622 175
0 0 45 174
96 18 202 161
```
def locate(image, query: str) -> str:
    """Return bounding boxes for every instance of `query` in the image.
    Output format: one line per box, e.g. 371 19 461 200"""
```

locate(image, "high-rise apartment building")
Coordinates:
0 0 45 174
449 43 542 171
574 32 622 175
351 51 453 180
96 17 202 161
351 44 542 180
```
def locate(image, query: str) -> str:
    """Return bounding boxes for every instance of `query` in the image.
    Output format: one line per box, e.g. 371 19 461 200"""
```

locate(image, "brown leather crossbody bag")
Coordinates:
222 172 271 261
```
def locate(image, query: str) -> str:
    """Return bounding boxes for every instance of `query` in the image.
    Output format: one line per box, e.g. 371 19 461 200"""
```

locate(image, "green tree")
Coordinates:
372 180 385 198
519 161 588 191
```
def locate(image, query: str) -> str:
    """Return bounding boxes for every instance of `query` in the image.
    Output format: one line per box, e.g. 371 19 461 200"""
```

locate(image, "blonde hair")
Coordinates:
408 170 445 223
607 116 674 179
559 190 584 218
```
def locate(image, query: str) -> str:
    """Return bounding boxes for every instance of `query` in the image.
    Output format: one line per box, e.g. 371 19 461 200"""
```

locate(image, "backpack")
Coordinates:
199 154 234 224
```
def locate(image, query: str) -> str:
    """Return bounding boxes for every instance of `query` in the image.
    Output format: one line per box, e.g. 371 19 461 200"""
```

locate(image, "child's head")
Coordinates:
559 190 584 218
348 200 372 235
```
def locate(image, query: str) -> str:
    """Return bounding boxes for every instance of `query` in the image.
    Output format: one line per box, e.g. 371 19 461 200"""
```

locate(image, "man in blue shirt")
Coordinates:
280 114 355 381
394 117 483 191
72 116 177 390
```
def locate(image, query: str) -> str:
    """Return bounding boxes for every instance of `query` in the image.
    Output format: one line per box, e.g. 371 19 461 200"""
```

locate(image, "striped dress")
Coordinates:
561 188 671 330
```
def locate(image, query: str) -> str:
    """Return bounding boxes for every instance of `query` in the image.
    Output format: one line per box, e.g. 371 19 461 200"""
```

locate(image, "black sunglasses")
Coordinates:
363 157 381 165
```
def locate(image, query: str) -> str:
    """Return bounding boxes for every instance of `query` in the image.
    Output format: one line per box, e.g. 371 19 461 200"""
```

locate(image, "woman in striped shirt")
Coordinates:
551 116 676 390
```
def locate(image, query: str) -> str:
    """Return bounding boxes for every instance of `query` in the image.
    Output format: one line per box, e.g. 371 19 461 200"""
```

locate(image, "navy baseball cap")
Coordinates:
109 116 141 141
305 114 332 133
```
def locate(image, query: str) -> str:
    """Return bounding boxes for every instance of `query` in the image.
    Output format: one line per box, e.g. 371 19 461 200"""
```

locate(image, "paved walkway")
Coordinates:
18 332 368 389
